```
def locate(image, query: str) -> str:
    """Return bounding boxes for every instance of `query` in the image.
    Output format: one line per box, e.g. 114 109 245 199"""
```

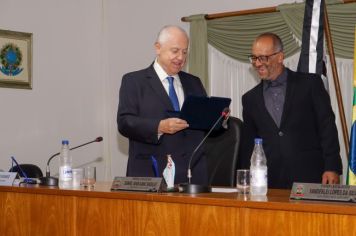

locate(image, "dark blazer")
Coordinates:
117 64 208 185
238 68 342 189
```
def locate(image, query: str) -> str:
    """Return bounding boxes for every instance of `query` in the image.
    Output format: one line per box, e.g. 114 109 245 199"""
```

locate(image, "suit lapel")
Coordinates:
178 72 190 99
145 65 173 110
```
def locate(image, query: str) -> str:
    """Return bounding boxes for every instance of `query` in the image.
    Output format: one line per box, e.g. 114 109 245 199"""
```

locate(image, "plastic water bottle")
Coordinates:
58 140 73 189
250 138 268 195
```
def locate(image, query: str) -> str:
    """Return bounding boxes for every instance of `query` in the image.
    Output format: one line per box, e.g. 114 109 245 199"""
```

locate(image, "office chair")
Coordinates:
9 164 44 178
204 116 243 187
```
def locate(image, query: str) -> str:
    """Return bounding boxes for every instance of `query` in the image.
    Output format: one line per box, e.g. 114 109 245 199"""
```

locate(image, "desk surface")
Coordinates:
1 183 356 236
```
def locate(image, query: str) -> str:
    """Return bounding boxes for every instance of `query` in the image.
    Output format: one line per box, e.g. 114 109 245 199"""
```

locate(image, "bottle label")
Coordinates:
59 166 73 180
250 168 267 187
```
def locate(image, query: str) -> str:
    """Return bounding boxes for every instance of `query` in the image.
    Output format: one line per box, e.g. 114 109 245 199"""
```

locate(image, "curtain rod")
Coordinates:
181 0 356 22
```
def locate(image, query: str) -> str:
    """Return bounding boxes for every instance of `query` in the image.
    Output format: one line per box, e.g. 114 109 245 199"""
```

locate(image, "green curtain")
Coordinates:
187 14 208 89
207 12 300 62
186 1 356 91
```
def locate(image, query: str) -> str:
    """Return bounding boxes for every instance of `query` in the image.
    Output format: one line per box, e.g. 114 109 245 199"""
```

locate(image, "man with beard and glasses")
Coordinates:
238 32 342 189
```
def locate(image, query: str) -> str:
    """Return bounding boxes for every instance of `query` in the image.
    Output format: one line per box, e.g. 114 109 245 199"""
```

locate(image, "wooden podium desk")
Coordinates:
0 182 356 236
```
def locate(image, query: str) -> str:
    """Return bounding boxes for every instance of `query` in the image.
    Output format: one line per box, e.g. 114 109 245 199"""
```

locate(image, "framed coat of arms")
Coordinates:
0 29 32 89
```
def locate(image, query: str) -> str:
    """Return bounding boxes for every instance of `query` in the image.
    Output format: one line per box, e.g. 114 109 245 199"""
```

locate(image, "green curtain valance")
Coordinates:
207 11 300 62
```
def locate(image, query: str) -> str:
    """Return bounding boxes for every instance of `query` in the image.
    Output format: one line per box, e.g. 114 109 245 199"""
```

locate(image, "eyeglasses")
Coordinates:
248 51 281 64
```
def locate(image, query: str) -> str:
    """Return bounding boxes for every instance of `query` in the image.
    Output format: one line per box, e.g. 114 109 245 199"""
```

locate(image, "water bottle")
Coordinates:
250 138 268 195
58 140 73 189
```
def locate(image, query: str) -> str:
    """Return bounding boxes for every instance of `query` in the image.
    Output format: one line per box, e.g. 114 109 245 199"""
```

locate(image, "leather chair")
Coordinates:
204 116 243 187
9 164 43 178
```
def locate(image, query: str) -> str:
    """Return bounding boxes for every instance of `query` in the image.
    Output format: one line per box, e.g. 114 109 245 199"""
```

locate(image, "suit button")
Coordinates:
278 131 284 136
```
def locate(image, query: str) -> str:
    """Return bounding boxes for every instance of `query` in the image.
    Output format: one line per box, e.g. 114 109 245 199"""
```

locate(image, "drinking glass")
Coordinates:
81 166 96 188
72 168 84 189
236 169 250 194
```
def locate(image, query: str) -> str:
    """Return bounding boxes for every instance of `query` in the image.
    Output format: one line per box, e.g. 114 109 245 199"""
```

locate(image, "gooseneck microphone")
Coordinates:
39 136 103 186
179 108 230 194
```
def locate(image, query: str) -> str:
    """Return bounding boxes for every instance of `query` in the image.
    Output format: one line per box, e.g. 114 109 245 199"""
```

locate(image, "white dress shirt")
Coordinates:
153 59 185 109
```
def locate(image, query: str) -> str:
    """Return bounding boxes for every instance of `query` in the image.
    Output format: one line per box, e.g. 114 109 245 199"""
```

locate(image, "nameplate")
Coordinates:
111 176 163 192
0 172 17 186
290 182 356 202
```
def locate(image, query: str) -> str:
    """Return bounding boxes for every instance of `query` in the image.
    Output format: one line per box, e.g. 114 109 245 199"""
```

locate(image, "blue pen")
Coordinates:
151 156 159 177
10 156 37 184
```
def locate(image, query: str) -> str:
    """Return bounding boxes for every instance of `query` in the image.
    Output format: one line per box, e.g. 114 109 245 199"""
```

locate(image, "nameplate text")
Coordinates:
111 176 163 192
0 172 17 186
290 182 356 202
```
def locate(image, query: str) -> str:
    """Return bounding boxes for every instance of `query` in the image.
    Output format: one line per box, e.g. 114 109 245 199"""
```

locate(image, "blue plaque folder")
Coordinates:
168 96 231 130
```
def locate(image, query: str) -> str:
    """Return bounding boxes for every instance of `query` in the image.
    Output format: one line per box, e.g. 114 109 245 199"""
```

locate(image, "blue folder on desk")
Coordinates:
167 95 231 130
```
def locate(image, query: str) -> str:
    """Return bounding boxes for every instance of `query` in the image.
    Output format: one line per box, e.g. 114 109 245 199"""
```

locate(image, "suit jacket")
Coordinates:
117 64 208 185
238 68 342 189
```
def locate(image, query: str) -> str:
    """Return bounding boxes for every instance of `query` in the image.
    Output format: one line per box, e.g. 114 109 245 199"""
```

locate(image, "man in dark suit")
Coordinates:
117 25 208 185
239 32 342 189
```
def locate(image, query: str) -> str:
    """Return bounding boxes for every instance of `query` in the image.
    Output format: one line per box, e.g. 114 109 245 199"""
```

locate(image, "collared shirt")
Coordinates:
263 69 288 127
153 59 185 109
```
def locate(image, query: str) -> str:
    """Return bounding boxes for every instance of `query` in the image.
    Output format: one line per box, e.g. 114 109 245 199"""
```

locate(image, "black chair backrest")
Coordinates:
204 116 243 187
9 164 43 178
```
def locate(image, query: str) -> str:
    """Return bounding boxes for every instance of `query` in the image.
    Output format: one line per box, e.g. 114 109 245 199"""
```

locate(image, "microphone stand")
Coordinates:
39 152 61 186
39 137 103 186
179 109 230 194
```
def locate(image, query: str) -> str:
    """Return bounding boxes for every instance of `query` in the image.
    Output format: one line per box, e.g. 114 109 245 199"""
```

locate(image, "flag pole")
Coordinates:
323 3 349 155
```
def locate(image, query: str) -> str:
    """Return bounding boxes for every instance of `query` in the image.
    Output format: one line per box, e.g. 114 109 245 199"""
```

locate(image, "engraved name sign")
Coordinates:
290 182 356 202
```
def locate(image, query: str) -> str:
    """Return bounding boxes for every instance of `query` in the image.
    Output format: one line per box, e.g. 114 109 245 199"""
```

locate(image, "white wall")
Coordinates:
0 0 105 178
0 0 301 179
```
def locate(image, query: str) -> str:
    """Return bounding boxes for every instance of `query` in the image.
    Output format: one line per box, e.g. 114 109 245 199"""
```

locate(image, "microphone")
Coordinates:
179 107 230 194
222 109 230 129
39 136 103 186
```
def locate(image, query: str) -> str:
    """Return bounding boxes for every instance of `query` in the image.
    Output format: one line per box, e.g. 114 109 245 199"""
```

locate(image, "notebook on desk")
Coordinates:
167 95 231 130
